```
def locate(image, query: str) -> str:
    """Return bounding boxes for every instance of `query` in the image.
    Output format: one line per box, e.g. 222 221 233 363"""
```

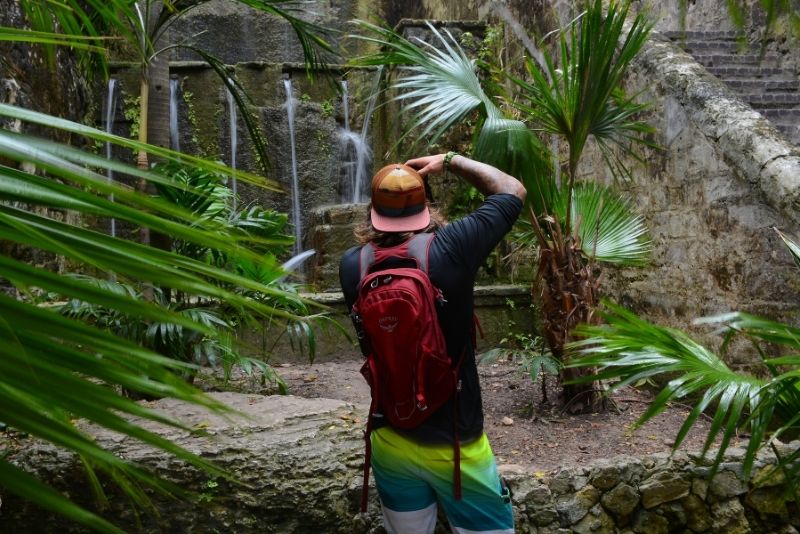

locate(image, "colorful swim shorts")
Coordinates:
370 426 514 534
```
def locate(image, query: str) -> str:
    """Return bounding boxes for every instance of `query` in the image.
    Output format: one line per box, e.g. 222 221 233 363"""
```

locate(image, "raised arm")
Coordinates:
404 153 526 201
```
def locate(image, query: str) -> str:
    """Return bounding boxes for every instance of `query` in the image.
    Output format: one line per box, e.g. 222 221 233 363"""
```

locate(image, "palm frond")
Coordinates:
566 181 651 264
774 227 800 270
351 20 497 149
569 301 780 479
236 0 339 73
473 117 555 218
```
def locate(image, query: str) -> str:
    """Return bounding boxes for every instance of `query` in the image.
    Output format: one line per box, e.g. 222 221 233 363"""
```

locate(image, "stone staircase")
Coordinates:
664 30 800 145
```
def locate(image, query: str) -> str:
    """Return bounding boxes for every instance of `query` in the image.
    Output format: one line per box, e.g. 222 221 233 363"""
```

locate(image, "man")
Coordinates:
339 152 526 534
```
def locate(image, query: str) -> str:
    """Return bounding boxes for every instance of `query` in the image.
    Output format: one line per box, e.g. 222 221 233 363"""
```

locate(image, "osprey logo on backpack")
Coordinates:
378 315 399 332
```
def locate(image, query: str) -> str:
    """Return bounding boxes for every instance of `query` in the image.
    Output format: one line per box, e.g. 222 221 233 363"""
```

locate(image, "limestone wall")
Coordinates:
593 34 800 352
2 394 797 532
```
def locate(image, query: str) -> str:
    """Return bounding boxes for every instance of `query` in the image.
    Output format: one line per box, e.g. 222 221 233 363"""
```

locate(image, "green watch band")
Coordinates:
444 151 459 171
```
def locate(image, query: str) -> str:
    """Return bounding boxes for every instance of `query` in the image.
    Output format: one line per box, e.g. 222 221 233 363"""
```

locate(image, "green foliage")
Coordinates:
570 229 800 487
122 94 141 147
0 102 329 530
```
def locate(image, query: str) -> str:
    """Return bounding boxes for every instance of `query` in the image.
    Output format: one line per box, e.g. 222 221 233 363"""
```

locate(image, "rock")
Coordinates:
682 493 713 532
708 469 748 500
501 416 514 426
5 393 377 533
589 462 623 491
601 482 641 519
746 487 791 523
572 503 615 534
710 498 749 533
639 470 691 508
632 509 670 534
555 484 600 525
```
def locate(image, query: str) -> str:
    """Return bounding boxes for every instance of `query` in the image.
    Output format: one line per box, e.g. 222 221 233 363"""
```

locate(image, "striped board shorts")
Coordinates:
370 426 514 534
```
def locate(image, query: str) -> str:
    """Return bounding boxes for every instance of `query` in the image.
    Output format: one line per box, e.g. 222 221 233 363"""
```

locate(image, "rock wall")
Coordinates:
2 394 797 532
593 34 800 354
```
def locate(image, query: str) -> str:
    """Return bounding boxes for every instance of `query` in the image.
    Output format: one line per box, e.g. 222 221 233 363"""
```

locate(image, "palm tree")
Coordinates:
569 229 800 489
352 0 653 411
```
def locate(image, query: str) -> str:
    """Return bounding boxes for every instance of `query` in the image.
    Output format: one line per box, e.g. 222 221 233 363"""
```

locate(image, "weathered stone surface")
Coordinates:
640 471 691 508
589 461 623 490
632 509 670 534
3 397 799 533
710 498 749 533
682 493 713 532
572 503 615 534
3 393 377 533
555 484 600 525
601 482 641 519
746 487 792 523
708 469 749 499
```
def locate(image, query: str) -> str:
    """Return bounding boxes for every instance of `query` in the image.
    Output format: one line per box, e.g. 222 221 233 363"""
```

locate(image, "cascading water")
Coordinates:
337 70 381 203
103 78 118 238
169 78 180 152
225 84 238 208
283 78 303 255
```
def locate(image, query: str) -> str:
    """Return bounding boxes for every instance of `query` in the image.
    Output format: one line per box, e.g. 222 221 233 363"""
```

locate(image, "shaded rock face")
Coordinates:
0 0 93 273
0 1 92 134
3 394 799 533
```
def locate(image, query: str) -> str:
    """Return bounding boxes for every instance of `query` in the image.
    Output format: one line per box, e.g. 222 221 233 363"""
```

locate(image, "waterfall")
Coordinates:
226 84 238 208
103 78 118 238
338 70 381 204
283 78 302 255
342 80 350 131
169 78 180 152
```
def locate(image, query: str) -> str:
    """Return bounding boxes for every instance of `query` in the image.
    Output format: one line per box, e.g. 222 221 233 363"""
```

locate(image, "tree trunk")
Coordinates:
536 233 602 413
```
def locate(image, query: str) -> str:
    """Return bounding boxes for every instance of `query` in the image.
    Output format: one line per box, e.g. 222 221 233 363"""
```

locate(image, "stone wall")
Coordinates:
375 0 800 357
2 394 797 532
592 34 800 354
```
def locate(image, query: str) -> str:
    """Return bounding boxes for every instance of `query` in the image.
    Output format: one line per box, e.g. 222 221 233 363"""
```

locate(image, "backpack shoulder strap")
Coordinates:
358 242 376 282
357 233 435 281
406 232 434 275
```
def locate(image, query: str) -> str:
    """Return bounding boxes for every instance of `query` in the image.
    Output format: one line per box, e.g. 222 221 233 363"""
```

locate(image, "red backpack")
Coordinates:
350 233 464 512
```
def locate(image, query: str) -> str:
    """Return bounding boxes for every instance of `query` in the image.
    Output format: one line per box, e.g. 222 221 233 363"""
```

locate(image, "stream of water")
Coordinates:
169 78 180 152
103 78 118 238
283 79 302 255
226 84 239 209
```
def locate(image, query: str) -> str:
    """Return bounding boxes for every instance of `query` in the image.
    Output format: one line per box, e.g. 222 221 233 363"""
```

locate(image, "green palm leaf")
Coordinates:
351 20 554 216
564 182 651 264
512 0 654 182
569 301 788 479
0 110 325 529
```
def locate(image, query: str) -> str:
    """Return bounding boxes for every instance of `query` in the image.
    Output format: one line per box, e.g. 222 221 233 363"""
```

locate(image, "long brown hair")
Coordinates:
354 203 448 247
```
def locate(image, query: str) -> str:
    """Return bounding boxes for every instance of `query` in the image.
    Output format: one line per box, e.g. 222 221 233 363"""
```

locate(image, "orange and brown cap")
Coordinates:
370 163 430 232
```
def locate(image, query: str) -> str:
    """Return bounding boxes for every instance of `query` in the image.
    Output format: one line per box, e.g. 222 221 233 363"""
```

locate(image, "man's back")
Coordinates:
339 193 523 443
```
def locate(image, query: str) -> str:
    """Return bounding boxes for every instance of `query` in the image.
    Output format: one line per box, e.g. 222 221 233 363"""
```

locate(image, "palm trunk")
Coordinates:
533 211 602 413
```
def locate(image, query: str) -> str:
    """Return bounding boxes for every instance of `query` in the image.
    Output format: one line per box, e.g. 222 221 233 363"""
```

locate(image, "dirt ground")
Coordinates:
209 356 730 474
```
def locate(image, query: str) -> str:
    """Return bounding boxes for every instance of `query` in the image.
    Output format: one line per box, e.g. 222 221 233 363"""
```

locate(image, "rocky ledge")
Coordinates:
1 393 798 533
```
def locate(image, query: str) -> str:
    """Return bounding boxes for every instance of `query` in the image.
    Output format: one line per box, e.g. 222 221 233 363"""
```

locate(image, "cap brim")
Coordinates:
371 206 430 233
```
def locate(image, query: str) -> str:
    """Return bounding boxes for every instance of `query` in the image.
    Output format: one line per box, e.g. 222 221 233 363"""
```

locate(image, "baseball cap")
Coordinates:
370 163 430 233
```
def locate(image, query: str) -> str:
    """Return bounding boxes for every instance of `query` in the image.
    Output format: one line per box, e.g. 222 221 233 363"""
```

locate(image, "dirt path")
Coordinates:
207 357 727 474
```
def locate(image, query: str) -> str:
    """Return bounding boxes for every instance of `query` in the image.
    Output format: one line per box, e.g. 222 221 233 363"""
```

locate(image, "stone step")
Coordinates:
723 79 800 93
691 53 780 68
761 108 800 121
663 30 741 41
745 93 800 108
683 40 742 54
706 65 787 78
